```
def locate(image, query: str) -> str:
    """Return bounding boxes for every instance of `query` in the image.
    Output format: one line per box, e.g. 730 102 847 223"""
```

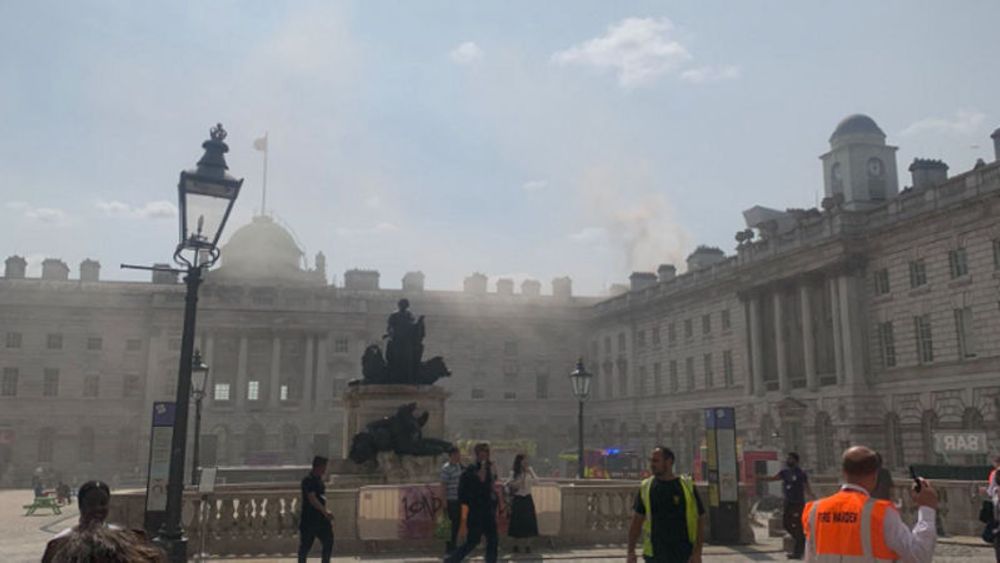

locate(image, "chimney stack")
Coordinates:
521 279 541 297
552 276 572 300
41 258 69 281
686 246 726 272
4 256 26 279
991 128 1000 162
152 263 178 284
402 271 425 292
908 158 949 190
463 273 488 294
629 272 657 291
80 259 100 282
496 278 514 295
656 264 676 283
344 269 380 290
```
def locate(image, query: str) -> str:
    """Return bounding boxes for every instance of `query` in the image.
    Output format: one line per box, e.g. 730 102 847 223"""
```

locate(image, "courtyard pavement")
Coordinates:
1 489 996 562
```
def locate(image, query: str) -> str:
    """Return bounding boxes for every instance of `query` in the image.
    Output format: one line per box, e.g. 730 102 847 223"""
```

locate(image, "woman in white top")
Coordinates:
506 453 540 553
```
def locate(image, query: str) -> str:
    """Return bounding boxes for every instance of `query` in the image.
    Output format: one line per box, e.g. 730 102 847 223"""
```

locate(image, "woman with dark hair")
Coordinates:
506 453 540 553
50 525 166 563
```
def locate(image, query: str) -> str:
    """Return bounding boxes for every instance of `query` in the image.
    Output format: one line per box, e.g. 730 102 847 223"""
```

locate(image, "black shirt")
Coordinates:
633 477 705 562
459 461 498 523
300 473 327 529
778 467 808 505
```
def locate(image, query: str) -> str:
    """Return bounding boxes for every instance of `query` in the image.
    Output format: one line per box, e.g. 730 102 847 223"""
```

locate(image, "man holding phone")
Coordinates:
802 446 938 563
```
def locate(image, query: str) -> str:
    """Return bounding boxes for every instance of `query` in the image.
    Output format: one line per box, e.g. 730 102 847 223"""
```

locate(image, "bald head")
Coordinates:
842 446 880 490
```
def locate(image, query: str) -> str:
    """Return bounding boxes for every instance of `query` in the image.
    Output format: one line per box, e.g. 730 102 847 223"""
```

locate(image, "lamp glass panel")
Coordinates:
182 178 235 246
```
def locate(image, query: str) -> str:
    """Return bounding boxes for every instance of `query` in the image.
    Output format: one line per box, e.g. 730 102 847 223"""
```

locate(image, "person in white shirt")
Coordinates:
506 453 540 554
803 446 938 563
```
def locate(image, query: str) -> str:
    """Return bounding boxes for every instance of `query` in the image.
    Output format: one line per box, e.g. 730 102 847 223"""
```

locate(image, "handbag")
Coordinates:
979 500 995 524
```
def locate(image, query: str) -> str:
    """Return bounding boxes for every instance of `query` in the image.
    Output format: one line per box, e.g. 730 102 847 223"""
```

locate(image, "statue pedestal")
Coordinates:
341 384 450 460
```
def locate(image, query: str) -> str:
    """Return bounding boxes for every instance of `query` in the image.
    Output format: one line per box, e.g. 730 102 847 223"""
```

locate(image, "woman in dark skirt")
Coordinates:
506 453 540 553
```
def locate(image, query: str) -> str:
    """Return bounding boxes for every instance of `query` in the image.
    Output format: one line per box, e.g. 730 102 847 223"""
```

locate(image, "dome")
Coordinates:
829 114 885 143
213 215 308 282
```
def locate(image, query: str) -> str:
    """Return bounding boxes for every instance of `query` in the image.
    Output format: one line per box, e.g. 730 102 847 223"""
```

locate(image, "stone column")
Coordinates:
838 274 865 388
773 291 788 393
303 334 314 409
235 335 248 408
269 335 282 407
800 283 818 391
828 277 844 385
315 334 329 408
748 295 765 397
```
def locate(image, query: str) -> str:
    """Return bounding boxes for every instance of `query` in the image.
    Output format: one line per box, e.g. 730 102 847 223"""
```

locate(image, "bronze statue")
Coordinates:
348 402 453 465
353 300 451 385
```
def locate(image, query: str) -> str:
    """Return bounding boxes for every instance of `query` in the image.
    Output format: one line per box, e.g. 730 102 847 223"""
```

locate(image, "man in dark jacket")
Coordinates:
446 442 498 563
299 456 334 563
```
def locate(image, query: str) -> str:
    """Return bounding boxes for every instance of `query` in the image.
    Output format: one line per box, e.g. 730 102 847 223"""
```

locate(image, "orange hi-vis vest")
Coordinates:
803 488 900 562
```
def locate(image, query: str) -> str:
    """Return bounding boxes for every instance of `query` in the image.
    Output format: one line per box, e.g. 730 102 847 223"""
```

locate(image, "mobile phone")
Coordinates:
908 466 922 492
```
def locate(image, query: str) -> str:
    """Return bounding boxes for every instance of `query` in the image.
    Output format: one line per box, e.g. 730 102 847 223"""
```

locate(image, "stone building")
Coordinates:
2 115 1000 485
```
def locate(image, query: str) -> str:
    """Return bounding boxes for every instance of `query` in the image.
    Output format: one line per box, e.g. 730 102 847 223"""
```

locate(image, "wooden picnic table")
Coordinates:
23 495 62 516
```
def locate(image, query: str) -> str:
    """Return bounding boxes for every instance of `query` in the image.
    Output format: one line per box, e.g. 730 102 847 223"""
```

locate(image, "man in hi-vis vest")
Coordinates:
627 446 705 563
803 446 938 563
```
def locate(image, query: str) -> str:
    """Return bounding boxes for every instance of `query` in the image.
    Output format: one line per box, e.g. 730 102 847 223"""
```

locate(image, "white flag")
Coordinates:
253 135 267 151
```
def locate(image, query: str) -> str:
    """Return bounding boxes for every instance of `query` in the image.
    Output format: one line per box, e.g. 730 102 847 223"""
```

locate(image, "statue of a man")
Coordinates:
385 299 424 384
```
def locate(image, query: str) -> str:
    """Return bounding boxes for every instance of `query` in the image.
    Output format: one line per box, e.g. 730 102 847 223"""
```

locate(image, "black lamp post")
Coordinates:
190 350 210 487
569 359 593 479
156 124 242 563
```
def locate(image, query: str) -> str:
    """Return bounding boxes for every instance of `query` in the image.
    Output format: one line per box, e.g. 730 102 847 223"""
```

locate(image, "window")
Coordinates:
334 338 349 354
280 384 289 402
503 391 516 400
618 359 629 396
47 333 63 350
651 327 661 346
637 366 647 395
993 239 1000 271
723 350 734 387
123 375 140 398
471 388 485 400
876 322 896 369
914 315 934 364
617 333 626 353
214 383 231 401
873 268 890 295
721 309 731 331
703 354 714 388
126 339 142 352
954 307 976 359
684 319 693 339
909 260 927 288
948 248 968 279
669 361 679 392
535 375 549 399
685 358 695 390
247 380 260 401
653 362 662 395
603 336 611 355
702 314 711 335
5 332 21 348
637 330 646 349
87 337 103 350
503 340 518 356
1 368 18 397
667 323 676 345
83 375 100 398
43 368 59 397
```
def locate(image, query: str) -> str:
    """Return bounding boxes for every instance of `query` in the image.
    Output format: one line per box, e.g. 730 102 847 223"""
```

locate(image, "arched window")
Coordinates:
282 424 298 454
38 427 55 462
962 407 986 465
920 410 939 464
79 427 95 463
884 413 904 469
759 414 775 447
244 423 266 459
814 412 835 471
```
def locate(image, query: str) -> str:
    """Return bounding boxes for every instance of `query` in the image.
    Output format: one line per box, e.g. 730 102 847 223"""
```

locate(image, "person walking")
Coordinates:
441 446 464 554
506 453 540 553
987 456 1000 562
759 452 815 559
446 442 498 563
871 452 894 502
627 446 705 563
803 445 938 563
299 456 334 563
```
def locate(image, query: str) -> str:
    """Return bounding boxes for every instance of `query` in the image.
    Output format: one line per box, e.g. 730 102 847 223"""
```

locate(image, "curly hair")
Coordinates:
51 526 166 563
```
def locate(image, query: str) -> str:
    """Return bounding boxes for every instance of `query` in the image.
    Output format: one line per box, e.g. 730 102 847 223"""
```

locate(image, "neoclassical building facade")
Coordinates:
2 115 999 485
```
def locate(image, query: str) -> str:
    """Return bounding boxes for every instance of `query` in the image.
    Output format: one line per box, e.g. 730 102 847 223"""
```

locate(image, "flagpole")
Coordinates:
261 131 268 216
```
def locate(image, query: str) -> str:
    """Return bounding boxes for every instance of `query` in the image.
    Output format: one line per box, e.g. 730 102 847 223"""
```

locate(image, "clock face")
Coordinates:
831 162 842 182
868 158 884 177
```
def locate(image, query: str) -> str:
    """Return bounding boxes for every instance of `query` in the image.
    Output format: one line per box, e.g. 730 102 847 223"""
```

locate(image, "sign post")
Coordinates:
144 402 176 533
704 407 740 543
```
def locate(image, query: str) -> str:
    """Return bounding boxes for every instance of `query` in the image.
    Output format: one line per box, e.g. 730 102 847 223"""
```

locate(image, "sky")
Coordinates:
1 1 998 294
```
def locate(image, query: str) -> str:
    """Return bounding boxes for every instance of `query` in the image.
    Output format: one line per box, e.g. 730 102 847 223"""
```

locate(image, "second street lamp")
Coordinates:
156 123 242 563
569 359 593 480
190 350 210 487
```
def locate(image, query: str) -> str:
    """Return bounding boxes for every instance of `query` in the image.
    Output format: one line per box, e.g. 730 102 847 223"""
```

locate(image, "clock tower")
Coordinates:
819 114 899 210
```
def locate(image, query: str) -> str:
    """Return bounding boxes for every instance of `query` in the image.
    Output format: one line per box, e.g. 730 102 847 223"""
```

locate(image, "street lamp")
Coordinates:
157 124 242 563
190 350 210 487
569 359 593 480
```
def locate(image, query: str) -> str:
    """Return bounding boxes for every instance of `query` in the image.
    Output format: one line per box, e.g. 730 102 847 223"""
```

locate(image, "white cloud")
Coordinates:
552 17 691 88
680 65 741 84
5 201 69 224
521 179 548 192
449 41 483 65
900 109 987 137
336 222 400 237
96 200 177 219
